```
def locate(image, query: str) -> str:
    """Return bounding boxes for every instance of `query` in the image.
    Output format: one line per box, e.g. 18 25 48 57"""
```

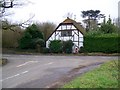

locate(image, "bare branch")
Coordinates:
2 14 35 32
0 0 34 17
18 14 35 28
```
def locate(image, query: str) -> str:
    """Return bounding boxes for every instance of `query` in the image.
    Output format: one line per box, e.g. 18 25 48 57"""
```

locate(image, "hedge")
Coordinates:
49 40 62 53
49 40 74 53
83 35 119 53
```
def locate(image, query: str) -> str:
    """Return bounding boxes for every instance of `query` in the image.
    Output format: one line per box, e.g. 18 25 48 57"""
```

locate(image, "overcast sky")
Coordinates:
5 0 120 25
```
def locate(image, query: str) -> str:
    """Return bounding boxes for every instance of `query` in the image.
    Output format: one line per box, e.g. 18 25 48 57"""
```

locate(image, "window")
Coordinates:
61 30 72 37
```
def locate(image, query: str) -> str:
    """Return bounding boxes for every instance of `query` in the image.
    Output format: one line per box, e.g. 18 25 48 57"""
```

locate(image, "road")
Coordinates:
1 54 118 88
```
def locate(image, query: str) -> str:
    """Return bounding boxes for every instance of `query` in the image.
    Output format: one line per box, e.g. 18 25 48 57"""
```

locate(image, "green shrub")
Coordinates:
30 38 45 48
34 39 45 52
49 40 62 53
100 23 118 34
79 46 86 53
19 32 32 49
83 34 119 53
26 24 44 39
19 24 45 49
41 47 50 53
49 40 74 53
85 28 103 37
99 17 118 34
63 40 74 53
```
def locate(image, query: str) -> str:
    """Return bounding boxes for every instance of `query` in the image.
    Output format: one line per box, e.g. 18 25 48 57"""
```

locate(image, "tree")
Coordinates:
18 32 32 49
82 10 101 20
0 0 31 17
0 0 14 16
0 0 34 30
2 20 21 32
1 0 20 17
26 24 44 39
2 20 23 48
100 16 118 34
19 24 45 49
36 22 56 41
81 10 105 30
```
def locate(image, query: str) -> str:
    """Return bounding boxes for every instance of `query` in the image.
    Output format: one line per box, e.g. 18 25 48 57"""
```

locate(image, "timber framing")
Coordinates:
46 17 85 48
46 17 85 41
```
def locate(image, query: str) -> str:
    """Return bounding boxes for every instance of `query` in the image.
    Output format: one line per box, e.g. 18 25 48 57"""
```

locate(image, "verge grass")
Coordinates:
62 60 118 88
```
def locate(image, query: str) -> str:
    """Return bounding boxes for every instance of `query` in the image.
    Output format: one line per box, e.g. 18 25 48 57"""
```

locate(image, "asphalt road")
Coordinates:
1 54 118 88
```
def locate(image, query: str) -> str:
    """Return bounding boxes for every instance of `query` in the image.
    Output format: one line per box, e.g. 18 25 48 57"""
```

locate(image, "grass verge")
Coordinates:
62 60 118 88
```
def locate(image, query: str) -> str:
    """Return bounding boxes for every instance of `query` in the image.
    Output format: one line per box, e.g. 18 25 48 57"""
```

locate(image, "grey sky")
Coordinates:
5 0 120 24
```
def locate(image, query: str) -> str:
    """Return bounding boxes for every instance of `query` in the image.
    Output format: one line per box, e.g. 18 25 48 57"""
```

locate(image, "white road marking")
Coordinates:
0 71 29 82
22 71 28 74
14 74 20 77
44 62 54 65
16 61 38 67
16 62 29 67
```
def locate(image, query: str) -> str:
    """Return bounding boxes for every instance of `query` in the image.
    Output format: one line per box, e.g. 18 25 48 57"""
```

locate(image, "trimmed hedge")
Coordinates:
83 34 119 53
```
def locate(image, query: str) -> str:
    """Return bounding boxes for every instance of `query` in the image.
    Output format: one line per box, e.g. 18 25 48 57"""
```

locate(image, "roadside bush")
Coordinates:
83 33 119 53
41 47 50 53
49 40 74 53
49 40 62 53
79 46 86 53
34 39 45 52
30 38 45 48
63 40 74 53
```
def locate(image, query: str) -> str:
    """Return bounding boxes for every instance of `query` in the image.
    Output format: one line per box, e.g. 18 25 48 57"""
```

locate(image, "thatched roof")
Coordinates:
61 17 85 34
46 17 85 41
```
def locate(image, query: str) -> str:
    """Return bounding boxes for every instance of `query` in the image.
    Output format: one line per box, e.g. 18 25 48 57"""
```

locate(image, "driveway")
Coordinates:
1 54 118 88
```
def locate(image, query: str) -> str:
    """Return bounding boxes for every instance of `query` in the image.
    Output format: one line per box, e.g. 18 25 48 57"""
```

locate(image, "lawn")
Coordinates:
62 60 118 88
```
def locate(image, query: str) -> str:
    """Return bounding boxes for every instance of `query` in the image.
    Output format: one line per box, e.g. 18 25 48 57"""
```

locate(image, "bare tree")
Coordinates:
0 0 35 31
2 14 35 32
36 22 56 41
0 0 33 17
